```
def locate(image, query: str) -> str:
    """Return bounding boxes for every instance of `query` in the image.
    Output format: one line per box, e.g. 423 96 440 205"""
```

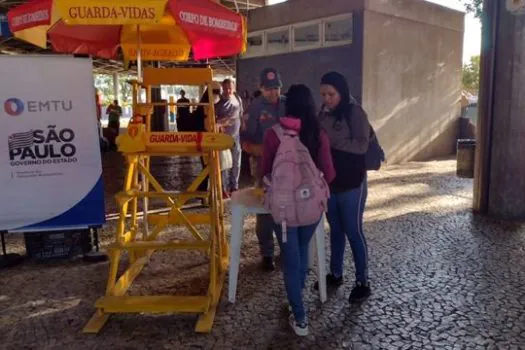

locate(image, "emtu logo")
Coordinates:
4 98 24 116
3 98 73 116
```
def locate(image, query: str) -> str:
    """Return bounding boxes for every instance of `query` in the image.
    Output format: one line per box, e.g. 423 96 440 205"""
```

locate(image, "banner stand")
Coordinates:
83 227 108 263
0 56 106 262
0 231 24 268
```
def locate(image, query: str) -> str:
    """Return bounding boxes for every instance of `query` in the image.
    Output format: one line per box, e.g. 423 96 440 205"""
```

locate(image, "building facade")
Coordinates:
237 0 464 163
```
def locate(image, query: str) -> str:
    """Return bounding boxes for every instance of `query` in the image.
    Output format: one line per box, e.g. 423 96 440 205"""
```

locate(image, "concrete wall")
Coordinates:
237 42 364 108
238 0 365 107
361 0 464 163
246 0 364 31
238 0 464 164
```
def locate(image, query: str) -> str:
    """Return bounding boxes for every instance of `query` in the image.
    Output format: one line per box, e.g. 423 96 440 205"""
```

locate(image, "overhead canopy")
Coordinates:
0 0 262 75
7 0 246 61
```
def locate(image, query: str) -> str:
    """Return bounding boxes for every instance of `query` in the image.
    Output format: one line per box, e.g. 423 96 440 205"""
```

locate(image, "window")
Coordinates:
293 22 321 51
245 32 265 57
324 14 353 46
266 27 290 55
240 13 353 59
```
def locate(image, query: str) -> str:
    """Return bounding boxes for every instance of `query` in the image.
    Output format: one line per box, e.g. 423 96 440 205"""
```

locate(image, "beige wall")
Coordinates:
242 0 464 164
362 0 464 163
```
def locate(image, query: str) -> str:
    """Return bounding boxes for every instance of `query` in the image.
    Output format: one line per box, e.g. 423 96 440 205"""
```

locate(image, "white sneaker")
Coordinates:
288 314 309 336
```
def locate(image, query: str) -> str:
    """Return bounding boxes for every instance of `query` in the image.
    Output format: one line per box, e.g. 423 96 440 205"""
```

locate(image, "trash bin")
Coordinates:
457 139 476 178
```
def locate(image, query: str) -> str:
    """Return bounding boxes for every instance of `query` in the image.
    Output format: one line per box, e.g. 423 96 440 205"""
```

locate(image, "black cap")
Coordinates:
260 68 282 89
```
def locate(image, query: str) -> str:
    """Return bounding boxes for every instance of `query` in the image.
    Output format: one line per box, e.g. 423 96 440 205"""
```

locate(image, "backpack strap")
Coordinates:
272 124 284 141
344 104 375 140
233 92 243 109
272 124 298 142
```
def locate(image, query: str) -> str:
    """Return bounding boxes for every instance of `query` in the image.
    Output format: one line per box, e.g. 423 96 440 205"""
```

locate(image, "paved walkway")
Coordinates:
2 159 525 349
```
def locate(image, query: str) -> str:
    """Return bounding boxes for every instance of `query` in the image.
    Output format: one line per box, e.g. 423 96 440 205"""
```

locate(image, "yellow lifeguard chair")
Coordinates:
84 67 232 334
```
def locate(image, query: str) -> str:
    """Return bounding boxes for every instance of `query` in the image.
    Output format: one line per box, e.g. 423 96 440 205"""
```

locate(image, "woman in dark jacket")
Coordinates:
318 72 372 303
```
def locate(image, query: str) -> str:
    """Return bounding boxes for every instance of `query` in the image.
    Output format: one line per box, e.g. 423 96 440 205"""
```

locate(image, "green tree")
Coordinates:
94 74 113 105
461 1 482 93
462 0 482 18
94 74 133 107
118 75 133 107
462 55 480 92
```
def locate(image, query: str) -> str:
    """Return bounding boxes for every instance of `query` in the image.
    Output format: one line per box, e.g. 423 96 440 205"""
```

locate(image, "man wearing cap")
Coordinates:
216 78 244 197
241 68 286 271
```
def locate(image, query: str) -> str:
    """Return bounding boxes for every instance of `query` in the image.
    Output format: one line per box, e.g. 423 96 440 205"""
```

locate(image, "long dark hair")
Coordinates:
285 84 321 162
191 88 213 132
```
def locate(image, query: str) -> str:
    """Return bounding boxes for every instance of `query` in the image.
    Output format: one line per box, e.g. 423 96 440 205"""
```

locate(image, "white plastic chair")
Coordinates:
228 188 327 304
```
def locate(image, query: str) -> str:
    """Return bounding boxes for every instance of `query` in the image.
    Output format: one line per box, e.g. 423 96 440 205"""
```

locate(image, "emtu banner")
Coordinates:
0 55 105 232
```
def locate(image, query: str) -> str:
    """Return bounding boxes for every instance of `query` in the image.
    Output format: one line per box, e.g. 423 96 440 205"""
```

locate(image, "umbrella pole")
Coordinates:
142 85 151 238
137 25 142 82
135 24 148 236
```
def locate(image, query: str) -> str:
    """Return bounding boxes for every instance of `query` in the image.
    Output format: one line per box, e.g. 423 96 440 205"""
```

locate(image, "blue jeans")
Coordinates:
327 177 368 284
222 135 242 191
274 220 319 324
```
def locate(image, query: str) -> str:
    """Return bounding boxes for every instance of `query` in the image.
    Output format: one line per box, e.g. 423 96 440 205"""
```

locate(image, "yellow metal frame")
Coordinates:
84 67 233 334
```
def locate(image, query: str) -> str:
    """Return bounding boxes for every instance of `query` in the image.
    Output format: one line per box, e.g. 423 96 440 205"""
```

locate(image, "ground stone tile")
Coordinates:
3 159 525 349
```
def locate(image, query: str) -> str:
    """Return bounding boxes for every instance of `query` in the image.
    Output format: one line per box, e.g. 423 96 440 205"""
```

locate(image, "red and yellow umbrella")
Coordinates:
7 0 247 63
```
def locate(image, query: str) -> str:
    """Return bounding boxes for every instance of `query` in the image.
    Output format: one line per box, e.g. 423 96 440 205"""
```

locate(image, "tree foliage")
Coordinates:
461 1 482 93
94 74 133 106
462 0 483 18
462 55 480 92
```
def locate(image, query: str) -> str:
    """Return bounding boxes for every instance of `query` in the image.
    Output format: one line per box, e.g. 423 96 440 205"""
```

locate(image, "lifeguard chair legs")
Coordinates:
84 67 233 334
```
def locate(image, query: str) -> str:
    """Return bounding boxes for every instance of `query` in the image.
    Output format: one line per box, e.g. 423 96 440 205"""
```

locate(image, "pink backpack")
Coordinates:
263 125 329 241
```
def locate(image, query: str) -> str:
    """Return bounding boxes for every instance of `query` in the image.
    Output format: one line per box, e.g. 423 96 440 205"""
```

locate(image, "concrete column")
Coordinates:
474 0 525 219
112 73 120 101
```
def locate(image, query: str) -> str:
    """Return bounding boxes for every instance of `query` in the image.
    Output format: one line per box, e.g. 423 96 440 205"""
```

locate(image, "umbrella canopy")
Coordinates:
7 0 246 62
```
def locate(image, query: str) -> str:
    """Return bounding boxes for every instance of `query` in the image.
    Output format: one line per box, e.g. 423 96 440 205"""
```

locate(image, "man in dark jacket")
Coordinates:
241 68 286 271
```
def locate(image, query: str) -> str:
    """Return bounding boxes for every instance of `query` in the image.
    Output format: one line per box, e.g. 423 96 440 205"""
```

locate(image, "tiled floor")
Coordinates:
2 158 525 349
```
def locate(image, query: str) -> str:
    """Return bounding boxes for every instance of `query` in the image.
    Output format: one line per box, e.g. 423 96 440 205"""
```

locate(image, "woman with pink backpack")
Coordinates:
261 84 335 336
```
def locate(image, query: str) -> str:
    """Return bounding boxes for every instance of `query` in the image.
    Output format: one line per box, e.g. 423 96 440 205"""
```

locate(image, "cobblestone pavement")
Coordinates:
2 158 525 349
